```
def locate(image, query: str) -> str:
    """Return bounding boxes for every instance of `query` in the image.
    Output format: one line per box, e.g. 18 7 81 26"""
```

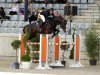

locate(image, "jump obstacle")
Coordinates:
69 35 84 67
19 34 84 69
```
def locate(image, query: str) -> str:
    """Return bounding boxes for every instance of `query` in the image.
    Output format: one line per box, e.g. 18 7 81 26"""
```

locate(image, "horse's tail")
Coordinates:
23 25 28 34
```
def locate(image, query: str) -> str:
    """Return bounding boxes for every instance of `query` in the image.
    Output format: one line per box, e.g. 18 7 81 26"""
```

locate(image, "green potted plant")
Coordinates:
60 41 69 66
21 45 31 69
84 27 100 66
11 39 21 69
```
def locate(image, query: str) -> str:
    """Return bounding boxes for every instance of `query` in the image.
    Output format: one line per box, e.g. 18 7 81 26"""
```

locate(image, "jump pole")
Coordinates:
55 34 63 66
19 34 26 68
36 34 45 69
18 34 22 63
50 35 58 66
44 34 52 69
36 34 52 69
50 34 63 66
69 34 84 67
75 34 84 67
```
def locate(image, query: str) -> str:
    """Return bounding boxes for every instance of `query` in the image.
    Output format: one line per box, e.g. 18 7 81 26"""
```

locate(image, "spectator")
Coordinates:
0 7 10 20
9 3 19 15
28 0 32 4
0 7 5 19
16 0 31 3
16 0 22 3
57 0 66 3
28 3 32 15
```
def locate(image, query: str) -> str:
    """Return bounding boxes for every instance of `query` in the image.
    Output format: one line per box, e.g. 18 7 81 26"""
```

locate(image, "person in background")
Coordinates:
0 7 10 20
16 0 22 3
28 3 32 15
16 0 31 3
57 0 66 3
9 3 19 15
28 0 32 4
0 7 5 19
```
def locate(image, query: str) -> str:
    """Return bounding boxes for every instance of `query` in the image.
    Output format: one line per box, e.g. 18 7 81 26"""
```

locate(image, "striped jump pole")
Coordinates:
50 34 60 66
36 34 45 69
19 34 26 69
75 34 84 67
75 35 79 61
44 34 52 69
36 34 52 69
54 34 63 66
20 35 25 57
69 34 84 67
41 35 46 62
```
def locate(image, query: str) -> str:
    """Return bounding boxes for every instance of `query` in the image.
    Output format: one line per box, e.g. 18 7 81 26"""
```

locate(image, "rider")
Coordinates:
48 8 55 21
37 13 45 31
40 8 54 22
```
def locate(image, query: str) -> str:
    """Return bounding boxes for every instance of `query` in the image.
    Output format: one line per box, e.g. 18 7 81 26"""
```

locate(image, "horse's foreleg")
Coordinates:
56 29 59 34
52 32 55 38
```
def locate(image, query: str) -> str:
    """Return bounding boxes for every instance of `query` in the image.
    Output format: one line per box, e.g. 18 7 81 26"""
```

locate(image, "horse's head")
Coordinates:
23 23 38 40
54 16 67 33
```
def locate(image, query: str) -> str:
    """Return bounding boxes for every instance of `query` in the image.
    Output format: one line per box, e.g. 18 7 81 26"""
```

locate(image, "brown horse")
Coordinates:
23 15 67 40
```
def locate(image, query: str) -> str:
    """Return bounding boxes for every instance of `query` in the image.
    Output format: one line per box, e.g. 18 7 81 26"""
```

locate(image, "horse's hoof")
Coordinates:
52 34 55 38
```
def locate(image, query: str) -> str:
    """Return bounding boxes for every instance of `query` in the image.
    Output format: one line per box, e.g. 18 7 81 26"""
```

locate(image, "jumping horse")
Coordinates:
23 15 67 40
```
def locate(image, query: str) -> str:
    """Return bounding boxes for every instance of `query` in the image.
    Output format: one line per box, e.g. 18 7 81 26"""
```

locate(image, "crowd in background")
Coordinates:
0 0 64 22
0 0 76 24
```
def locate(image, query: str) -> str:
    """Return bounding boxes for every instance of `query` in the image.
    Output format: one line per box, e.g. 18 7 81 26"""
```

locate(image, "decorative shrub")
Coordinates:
84 28 100 60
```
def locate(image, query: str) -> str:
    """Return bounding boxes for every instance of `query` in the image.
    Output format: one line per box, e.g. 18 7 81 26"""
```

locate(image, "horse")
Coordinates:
23 15 67 40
